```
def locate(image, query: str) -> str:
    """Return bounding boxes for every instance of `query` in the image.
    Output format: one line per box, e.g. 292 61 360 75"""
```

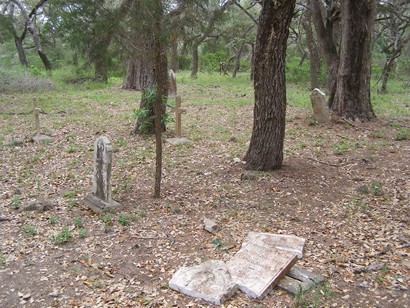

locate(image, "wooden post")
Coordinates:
175 95 182 137
33 98 40 135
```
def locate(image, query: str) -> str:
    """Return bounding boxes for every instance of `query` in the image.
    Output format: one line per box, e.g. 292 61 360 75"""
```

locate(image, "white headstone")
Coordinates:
310 88 331 124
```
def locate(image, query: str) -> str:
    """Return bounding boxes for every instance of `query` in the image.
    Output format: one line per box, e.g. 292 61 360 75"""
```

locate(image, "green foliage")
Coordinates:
53 226 73 245
370 181 383 196
211 238 223 250
199 51 227 72
133 87 172 134
73 216 83 228
21 224 37 236
48 215 58 225
11 195 21 209
78 228 87 238
118 213 129 226
395 128 409 141
293 281 334 308
100 213 112 226
332 140 351 155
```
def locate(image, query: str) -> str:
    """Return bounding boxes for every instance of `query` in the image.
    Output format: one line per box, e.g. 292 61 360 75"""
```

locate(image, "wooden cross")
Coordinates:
169 95 186 138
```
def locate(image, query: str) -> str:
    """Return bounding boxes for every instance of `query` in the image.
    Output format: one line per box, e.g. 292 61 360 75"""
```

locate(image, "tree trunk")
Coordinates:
13 36 28 67
244 0 296 171
122 57 142 90
134 35 168 135
310 0 340 105
332 0 376 121
27 18 52 71
380 57 395 94
232 43 245 78
191 42 199 78
303 1 320 89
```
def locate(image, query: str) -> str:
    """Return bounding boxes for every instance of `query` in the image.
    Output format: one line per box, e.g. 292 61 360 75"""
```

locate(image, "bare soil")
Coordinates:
0 84 409 307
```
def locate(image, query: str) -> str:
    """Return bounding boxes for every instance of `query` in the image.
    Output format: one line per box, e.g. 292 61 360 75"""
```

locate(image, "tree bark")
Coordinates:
232 43 245 78
332 0 376 121
310 0 340 105
190 42 200 78
13 35 28 67
123 57 142 90
303 1 320 89
244 0 296 171
134 34 168 135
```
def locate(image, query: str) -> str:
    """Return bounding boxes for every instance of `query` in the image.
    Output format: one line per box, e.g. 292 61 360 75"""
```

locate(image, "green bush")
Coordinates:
200 50 227 73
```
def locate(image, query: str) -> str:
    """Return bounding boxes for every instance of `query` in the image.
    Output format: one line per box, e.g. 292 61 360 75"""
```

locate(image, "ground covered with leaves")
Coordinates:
0 74 409 307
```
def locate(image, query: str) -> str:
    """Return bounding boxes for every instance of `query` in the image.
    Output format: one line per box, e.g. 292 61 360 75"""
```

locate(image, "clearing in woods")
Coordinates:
0 72 409 307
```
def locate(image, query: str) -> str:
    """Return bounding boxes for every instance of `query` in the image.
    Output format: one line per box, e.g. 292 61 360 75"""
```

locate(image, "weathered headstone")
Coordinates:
84 136 119 213
310 88 331 124
243 232 305 259
169 260 237 305
226 240 298 298
168 69 177 98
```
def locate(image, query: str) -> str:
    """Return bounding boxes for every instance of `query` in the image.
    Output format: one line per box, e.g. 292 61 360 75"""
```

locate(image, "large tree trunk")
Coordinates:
332 0 376 121
310 0 340 105
134 35 168 134
122 58 142 90
244 0 296 171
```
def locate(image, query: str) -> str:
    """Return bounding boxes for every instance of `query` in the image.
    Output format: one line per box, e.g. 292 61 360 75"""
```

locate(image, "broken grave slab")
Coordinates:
168 260 237 305
243 232 305 259
278 265 325 294
226 240 298 299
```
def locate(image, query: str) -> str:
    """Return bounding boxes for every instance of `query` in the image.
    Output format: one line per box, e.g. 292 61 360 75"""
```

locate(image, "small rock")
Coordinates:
32 134 52 144
203 218 219 234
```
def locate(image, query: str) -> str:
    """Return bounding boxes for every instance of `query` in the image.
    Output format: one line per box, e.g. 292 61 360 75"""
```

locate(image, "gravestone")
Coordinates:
310 88 331 124
243 232 305 259
168 69 177 98
226 240 298 298
169 260 237 305
84 136 119 213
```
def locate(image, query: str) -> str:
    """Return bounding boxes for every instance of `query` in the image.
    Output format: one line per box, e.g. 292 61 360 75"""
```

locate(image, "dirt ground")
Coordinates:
0 84 409 307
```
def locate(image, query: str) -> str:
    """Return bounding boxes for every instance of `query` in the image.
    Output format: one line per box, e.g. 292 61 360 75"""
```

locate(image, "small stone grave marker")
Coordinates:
226 240 298 298
84 136 119 213
310 88 331 124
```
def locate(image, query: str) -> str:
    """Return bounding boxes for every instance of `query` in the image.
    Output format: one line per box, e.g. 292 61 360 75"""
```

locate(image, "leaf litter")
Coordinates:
0 82 409 307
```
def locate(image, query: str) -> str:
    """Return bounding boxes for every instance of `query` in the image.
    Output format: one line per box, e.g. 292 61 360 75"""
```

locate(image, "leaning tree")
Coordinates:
244 0 296 171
